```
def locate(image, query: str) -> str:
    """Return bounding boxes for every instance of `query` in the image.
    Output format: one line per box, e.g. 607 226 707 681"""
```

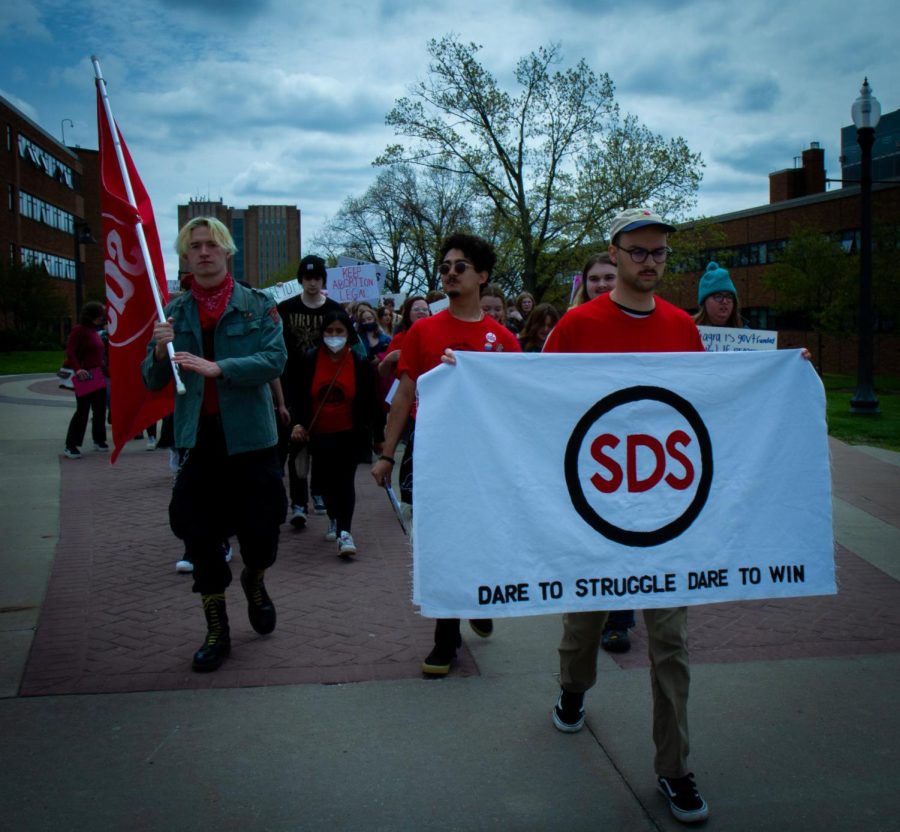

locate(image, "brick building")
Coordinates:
1 95 103 337
177 199 301 287
660 132 900 376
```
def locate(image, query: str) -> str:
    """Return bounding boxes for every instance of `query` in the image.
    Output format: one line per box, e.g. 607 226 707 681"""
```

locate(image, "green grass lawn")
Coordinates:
0 351 65 375
822 374 900 452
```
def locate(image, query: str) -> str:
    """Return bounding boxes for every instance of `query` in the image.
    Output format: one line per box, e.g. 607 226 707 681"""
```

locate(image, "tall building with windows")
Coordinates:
1 94 97 331
177 199 301 287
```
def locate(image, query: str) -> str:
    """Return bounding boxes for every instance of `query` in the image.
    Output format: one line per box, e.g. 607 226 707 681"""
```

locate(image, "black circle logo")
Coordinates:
564 386 713 547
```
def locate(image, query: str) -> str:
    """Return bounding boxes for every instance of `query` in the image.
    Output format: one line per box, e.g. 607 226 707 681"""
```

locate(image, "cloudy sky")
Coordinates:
2 0 897 279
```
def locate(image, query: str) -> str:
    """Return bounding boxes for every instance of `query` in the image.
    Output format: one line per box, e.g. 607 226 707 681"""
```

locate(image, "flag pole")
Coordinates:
91 55 186 396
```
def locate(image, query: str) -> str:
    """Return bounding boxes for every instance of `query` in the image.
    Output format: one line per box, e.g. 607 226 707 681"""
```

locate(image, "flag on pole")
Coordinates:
96 80 173 463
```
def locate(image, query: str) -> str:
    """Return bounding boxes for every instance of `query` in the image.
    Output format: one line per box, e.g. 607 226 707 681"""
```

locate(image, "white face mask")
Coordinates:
324 336 347 353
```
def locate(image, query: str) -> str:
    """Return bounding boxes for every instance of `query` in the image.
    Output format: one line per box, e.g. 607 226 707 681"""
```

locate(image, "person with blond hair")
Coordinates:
143 216 287 673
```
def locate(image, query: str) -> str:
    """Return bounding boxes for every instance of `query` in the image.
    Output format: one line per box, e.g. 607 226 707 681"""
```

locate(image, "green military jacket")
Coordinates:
142 281 287 454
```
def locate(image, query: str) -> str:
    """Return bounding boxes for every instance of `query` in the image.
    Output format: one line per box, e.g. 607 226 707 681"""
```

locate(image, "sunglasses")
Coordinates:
438 260 473 276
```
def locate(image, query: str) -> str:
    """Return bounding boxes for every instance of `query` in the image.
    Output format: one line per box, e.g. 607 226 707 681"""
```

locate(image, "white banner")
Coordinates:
412 350 834 618
697 325 778 352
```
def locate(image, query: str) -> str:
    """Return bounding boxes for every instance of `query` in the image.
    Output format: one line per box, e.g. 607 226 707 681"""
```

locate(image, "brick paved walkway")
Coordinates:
19 433 900 696
20 450 477 696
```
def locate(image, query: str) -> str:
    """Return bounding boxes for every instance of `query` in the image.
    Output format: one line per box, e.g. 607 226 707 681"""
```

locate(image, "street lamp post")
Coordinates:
73 220 97 318
850 78 881 415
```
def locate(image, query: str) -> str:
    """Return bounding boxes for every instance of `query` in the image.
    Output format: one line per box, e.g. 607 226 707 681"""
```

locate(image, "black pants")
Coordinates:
309 430 358 534
170 417 287 595
65 388 107 450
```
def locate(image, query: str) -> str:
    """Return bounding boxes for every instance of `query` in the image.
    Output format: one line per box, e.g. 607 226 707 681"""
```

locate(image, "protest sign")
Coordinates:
412 350 834 618
698 326 778 352
326 263 382 303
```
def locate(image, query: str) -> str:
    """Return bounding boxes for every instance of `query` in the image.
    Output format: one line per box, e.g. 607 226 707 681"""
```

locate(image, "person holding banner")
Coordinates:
693 261 745 328
143 217 287 673
63 301 110 458
371 233 521 676
543 208 710 825
278 255 343 528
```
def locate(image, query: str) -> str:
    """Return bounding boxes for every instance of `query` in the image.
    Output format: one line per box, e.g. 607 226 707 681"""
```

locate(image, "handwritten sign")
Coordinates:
327 264 382 303
697 326 778 352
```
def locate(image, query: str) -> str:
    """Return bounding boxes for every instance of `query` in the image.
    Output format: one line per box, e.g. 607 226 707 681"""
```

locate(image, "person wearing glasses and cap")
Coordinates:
370 232 521 677
694 261 746 328
543 208 710 825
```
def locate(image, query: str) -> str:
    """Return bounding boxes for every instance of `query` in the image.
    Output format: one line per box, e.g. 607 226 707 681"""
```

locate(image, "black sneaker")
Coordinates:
421 643 456 676
312 495 327 515
657 773 709 824
601 627 631 653
469 619 493 638
552 688 585 733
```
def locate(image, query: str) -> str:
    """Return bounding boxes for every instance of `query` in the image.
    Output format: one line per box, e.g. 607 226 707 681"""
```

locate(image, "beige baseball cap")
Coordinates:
609 208 675 243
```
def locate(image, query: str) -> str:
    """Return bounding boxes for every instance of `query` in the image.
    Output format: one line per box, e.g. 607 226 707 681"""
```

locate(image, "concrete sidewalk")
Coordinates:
1 373 899 831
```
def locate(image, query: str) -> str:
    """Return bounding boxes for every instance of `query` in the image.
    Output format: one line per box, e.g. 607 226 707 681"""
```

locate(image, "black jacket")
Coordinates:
286 346 384 453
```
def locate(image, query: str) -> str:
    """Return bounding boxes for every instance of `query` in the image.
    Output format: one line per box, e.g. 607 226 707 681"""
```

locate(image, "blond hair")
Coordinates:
175 217 237 257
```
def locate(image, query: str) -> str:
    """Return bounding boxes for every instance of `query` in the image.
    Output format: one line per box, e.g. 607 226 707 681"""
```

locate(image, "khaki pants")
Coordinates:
558 607 690 778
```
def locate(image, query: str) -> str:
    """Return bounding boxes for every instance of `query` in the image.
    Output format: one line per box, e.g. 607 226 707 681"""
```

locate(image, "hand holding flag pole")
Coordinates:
92 56 185 396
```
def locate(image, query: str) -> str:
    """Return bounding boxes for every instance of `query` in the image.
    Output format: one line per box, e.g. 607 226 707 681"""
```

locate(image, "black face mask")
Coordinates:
361 322 378 332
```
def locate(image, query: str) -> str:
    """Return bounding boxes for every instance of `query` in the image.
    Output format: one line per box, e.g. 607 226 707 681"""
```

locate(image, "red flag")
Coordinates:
96 80 173 463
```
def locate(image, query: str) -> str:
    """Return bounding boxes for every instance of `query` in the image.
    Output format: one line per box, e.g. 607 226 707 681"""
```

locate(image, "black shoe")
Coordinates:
192 594 230 672
192 631 231 672
657 773 709 824
601 627 631 653
469 619 493 638
552 687 585 733
421 643 456 676
240 568 276 635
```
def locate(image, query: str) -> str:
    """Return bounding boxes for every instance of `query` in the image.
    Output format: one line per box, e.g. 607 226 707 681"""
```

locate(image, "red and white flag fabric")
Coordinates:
96 80 173 462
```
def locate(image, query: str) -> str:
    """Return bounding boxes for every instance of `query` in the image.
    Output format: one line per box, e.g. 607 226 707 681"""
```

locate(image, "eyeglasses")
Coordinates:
709 292 735 303
615 245 672 264
438 259 472 276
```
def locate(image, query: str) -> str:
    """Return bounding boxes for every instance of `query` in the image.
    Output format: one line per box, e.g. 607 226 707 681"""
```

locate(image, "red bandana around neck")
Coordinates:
191 273 234 329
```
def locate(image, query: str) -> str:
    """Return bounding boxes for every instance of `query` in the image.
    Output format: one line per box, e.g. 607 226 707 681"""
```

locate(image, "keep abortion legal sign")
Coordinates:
412 350 835 618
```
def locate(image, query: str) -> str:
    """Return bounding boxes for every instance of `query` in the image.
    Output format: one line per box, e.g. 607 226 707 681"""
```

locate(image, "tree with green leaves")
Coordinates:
0 260 70 349
376 36 703 296
764 226 855 371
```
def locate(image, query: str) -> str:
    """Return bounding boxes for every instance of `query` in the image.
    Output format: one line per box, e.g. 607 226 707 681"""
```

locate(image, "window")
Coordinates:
20 246 76 281
17 135 75 189
18 190 75 234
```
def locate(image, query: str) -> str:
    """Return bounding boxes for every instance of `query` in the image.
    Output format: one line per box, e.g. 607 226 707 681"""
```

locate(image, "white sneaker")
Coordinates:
222 543 233 563
337 531 357 556
146 438 157 451
175 559 193 573
325 520 337 542
93 443 110 452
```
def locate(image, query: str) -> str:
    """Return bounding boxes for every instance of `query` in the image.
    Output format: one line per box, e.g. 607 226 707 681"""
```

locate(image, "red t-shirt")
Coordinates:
397 309 522 383
543 293 703 354
385 330 406 379
311 348 356 433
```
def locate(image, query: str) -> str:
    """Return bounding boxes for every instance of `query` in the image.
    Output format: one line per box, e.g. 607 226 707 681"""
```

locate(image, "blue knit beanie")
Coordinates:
697 262 737 306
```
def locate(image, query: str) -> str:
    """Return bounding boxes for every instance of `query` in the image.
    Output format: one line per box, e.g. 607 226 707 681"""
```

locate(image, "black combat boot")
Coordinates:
239 568 276 635
192 593 231 672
